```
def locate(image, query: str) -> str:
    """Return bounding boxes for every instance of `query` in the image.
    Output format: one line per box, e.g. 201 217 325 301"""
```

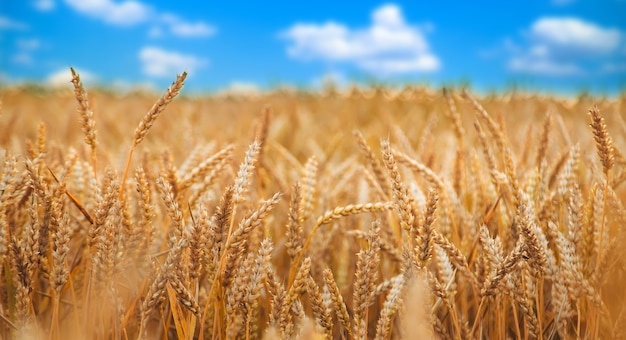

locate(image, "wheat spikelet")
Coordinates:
516 198 547 275
221 192 280 287
70 67 97 178
462 89 506 156
265 268 289 334
50 208 71 293
353 221 381 339
120 71 187 198
178 143 215 176
206 186 234 266
25 159 52 272
392 124 417 157
481 238 525 297
415 188 438 267
188 206 208 280
135 167 155 257
286 182 304 260
389 150 463 241
171 277 202 318
552 265 573 338
588 105 615 175
156 176 185 244
374 274 405 340
473 120 500 194
283 257 311 337
515 266 539 338
232 141 261 204
381 139 416 233
179 144 234 192
225 237 274 338
139 233 189 336
10 237 34 327
255 107 271 166
535 111 552 169
348 228 404 265
299 156 318 224
93 171 120 283
36 122 46 156
305 274 333 339
443 88 466 149
189 154 231 208
315 201 393 230
134 72 187 146
416 114 437 163
503 146 522 205
432 230 478 292
0 155 18 259
322 267 352 338
451 149 466 200
245 238 274 337
354 130 391 196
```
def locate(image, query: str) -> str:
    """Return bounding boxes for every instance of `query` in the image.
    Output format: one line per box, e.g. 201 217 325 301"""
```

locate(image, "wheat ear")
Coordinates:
289 201 393 287
588 105 614 285
70 67 98 181
120 71 187 199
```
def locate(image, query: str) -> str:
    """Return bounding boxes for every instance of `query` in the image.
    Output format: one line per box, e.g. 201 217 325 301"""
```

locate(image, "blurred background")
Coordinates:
1 0 625 96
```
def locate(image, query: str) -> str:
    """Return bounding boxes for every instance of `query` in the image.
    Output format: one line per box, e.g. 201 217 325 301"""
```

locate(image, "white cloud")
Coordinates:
33 0 55 11
63 0 216 39
46 68 97 87
139 46 208 77
505 17 623 76
160 13 216 37
216 82 261 96
0 16 28 30
64 0 152 26
358 55 439 73
530 17 620 55
281 4 440 74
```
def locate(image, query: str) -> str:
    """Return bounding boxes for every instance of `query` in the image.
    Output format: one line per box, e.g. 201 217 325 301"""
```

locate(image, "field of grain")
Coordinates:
0 70 625 339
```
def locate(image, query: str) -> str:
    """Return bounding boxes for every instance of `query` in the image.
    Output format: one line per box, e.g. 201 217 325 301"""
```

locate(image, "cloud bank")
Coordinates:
282 4 440 75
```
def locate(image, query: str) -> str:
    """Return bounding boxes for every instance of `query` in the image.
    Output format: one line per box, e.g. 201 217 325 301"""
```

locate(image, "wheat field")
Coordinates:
0 70 625 339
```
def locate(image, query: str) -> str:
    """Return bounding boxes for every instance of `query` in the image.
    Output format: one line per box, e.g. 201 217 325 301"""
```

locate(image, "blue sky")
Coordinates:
1 0 625 95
